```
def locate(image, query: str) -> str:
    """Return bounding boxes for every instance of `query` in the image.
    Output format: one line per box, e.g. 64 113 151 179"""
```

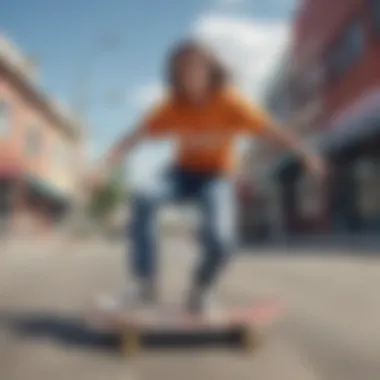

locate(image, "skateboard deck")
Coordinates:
87 299 286 356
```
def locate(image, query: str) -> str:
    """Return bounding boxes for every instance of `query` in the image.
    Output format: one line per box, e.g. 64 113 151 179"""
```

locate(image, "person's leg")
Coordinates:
188 177 236 313
128 168 186 304
129 191 159 302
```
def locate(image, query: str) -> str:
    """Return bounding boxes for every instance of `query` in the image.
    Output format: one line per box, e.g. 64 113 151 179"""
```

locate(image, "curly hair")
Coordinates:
165 40 229 98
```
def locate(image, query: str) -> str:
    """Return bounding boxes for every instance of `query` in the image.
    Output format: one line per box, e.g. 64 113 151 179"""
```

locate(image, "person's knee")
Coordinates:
212 212 236 248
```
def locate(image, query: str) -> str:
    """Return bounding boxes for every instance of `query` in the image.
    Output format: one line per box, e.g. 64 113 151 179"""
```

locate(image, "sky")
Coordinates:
0 0 297 189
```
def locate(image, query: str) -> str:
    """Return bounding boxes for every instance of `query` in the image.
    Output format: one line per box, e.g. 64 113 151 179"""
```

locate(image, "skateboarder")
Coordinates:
94 40 325 316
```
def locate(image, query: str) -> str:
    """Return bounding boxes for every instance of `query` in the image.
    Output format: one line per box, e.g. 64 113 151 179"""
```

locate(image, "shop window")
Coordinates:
372 0 380 34
0 100 10 134
297 174 323 218
26 127 42 157
355 158 380 219
326 20 364 81
294 64 325 107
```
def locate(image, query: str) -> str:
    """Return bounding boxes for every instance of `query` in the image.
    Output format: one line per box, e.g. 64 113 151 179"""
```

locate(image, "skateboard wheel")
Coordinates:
240 327 261 352
120 331 140 356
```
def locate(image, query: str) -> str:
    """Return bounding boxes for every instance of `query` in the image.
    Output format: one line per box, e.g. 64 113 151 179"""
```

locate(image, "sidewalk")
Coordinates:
0 233 69 255
242 234 380 254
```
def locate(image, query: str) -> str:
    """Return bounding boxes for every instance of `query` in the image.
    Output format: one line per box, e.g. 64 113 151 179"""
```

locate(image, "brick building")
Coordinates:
242 0 380 240
265 0 380 238
0 35 84 235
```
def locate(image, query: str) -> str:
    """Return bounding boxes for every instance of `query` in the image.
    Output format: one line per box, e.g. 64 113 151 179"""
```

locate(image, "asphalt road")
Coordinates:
0 237 379 380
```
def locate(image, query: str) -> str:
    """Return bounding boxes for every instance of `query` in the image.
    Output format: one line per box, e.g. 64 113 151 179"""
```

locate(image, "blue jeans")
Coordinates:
129 167 236 293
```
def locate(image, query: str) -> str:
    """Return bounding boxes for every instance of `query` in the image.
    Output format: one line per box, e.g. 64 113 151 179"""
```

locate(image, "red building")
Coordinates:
275 0 380 235
244 0 380 242
0 35 84 235
294 0 380 121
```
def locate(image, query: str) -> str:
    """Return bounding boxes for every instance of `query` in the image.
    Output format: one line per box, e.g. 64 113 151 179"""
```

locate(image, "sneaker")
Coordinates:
96 280 157 314
187 288 223 322
95 289 140 314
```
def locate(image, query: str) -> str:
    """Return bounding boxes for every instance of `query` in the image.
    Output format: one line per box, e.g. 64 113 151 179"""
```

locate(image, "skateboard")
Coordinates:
87 299 286 357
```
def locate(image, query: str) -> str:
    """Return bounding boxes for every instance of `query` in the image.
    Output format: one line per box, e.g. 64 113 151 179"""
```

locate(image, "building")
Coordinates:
239 52 311 242
264 48 326 238
238 130 282 243
256 0 380 238
0 35 84 235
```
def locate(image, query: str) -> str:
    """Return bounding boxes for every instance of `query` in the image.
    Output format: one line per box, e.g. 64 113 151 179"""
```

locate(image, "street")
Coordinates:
0 237 379 380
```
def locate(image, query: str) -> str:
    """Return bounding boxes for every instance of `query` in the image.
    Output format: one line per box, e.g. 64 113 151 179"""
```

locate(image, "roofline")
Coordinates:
0 53 82 141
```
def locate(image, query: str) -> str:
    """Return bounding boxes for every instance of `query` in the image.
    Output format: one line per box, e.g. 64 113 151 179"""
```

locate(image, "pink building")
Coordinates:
0 35 84 234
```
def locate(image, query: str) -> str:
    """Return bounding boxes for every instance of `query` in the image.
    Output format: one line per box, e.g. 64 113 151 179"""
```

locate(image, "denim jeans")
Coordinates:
129 167 236 293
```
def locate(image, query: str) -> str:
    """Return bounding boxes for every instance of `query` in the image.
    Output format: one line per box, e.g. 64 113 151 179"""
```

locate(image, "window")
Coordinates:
327 20 365 80
0 100 10 134
26 127 42 157
297 173 323 218
372 0 380 34
355 158 380 218
296 63 325 103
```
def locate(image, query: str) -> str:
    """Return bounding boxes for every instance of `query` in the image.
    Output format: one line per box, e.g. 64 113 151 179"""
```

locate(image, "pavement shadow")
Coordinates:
0 310 244 353
0 311 120 352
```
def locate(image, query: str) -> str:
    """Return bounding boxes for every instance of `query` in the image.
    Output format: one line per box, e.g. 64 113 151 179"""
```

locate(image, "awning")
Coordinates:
321 87 380 153
0 157 23 179
268 88 380 179
0 165 22 179
25 175 70 204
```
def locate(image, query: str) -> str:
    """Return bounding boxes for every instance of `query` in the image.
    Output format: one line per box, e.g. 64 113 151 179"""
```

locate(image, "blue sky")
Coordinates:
1 0 296 188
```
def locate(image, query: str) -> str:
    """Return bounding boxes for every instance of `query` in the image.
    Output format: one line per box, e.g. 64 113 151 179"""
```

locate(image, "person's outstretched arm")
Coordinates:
96 100 173 177
259 122 325 177
101 125 146 170
88 125 146 187
229 91 326 178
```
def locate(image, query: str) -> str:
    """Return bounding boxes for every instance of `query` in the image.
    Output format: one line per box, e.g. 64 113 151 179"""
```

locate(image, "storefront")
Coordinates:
274 88 380 237
236 177 272 244
354 158 380 231
0 178 13 234
24 175 71 228
0 171 71 235
0 160 23 234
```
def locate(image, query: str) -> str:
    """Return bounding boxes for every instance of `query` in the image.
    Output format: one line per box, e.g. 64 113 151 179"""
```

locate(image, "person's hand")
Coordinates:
304 154 327 180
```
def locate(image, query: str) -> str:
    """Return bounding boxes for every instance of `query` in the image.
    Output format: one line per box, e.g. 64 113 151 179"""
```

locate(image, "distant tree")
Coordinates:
88 163 127 222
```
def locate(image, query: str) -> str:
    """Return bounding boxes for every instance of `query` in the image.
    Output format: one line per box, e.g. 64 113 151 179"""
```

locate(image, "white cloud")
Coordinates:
192 14 290 102
128 82 164 110
129 15 289 109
